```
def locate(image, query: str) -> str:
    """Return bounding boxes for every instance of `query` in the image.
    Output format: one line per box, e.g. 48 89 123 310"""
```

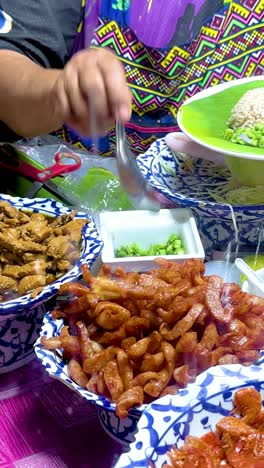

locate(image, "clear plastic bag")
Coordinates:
15 136 133 212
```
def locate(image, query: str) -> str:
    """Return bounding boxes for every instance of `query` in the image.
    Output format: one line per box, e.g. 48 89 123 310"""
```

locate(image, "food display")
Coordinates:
115 234 185 258
41 258 264 418
224 88 264 148
165 387 264 467
0 201 88 301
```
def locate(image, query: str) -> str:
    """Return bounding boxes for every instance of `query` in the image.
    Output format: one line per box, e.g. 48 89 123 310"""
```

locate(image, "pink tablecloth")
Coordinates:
0 358 123 467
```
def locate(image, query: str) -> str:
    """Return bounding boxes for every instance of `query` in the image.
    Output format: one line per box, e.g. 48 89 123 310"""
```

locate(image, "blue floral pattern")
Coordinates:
34 312 142 445
116 354 264 467
0 194 103 315
137 139 264 256
0 194 103 373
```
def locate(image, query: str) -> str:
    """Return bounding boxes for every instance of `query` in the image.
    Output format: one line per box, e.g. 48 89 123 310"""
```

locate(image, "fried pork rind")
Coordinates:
42 259 264 417
68 358 89 388
0 201 88 301
166 388 264 468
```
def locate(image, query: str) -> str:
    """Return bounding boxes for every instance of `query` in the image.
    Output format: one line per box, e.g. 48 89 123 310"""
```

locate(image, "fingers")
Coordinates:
64 62 90 126
165 132 226 166
97 50 132 122
78 55 112 135
53 48 132 137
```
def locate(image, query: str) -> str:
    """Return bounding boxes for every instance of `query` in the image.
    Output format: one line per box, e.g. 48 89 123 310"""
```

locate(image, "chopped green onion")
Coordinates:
115 234 186 258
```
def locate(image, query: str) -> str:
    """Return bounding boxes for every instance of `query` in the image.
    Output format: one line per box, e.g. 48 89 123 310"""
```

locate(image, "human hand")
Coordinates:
165 132 226 165
51 48 132 136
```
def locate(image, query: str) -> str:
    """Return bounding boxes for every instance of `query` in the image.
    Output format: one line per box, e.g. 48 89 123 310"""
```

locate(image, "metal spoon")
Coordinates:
115 120 160 211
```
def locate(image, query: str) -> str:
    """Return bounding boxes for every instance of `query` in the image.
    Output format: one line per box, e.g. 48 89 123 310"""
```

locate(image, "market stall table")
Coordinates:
0 358 123 467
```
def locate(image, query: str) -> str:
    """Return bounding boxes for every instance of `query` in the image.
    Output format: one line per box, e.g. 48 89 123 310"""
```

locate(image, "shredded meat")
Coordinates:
0 275 17 291
46 236 73 259
0 202 89 301
17 275 46 296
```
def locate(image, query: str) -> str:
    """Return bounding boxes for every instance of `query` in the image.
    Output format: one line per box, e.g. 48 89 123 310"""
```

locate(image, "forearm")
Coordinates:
0 50 63 137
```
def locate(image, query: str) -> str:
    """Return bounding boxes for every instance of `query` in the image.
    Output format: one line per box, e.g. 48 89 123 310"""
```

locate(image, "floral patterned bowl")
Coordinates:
137 139 264 257
34 311 143 446
115 355 264 467
0 194 103 373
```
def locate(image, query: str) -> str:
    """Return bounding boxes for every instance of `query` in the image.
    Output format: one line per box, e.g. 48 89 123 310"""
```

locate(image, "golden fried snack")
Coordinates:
103 360 123 401
41 334 80 356
232 387 262 425
206 275 234 323
160 303 204 340
76 321 103 362
95 302 130 329
200 323 219 350
97 326 126 346
60 282 90 297
121 336 137 351
116 349 133 390
132 371 158 387
42 258 264 418
124 317 150 337
41 336 62 349
140 352 164 372
127 337 151 360
144 368 170 398
116 386 144 418
86 374 98 393
68 358 89 388
83 346 117 374
144 341 175 398
175 332 197 355
147 331 162 353
173 365 198 387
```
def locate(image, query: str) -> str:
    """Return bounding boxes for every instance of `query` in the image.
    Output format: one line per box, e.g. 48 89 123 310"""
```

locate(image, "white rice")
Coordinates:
228 87 264 129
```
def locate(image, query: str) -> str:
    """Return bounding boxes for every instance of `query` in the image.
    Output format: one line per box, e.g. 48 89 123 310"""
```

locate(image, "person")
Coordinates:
0 2 131 143
0 0 263 159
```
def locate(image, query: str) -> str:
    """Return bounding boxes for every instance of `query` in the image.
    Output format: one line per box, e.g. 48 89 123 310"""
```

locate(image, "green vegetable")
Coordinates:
115 234 186 258
224 123 264 149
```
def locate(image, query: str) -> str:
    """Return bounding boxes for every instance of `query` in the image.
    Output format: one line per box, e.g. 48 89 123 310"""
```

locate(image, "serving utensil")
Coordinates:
235 257 264 295
115 120 160 210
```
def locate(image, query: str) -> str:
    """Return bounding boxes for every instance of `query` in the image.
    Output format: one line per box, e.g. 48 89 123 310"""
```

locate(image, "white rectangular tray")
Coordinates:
99 208 204 272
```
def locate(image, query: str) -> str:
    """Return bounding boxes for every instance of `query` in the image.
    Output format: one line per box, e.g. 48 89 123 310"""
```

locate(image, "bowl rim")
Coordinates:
137 138 264 212
178 76 264 161
35 308 264 426
0 194 103 315
115 354 264 467
34 310 146 416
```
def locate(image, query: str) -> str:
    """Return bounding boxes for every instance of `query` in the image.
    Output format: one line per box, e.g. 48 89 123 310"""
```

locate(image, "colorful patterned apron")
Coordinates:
56 0 264 156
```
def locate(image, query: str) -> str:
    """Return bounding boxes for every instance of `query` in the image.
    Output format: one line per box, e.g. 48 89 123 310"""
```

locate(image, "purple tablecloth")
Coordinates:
0 358 123 467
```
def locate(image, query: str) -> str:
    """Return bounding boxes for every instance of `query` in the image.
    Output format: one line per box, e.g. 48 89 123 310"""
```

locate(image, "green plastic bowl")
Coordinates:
178 77 264 161
224 155 264 186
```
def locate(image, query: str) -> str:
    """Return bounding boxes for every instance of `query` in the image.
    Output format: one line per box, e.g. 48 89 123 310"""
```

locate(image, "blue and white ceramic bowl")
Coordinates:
0 194 103 373
35 312 145 446
137 139 264 257
116 354 264 468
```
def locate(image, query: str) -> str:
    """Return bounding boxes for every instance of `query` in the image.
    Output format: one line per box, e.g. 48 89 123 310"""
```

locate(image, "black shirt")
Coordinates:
0 1 82 68
0 1 82 140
